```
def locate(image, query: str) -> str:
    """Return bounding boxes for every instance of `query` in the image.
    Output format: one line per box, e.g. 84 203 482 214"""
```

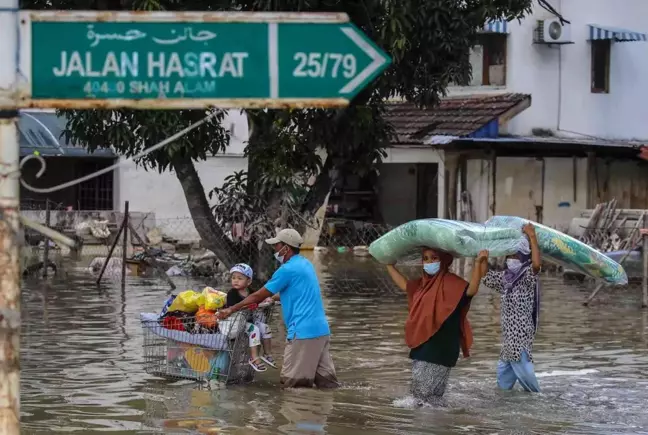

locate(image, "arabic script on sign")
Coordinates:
152 28 217 45
87 25 147 47
86 25 217 47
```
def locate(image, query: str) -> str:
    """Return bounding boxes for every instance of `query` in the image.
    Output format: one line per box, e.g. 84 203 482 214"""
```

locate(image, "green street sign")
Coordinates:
14 11 391 109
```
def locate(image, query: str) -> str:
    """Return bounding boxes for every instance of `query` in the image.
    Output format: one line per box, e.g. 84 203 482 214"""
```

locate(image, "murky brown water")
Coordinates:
20 252 648 434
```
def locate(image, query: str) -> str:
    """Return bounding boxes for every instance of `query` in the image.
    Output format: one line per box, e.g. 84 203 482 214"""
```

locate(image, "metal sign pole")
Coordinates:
0 0 21 432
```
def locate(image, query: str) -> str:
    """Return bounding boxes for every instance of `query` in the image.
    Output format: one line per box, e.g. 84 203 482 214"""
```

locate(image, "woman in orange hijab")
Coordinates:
386 248 489 405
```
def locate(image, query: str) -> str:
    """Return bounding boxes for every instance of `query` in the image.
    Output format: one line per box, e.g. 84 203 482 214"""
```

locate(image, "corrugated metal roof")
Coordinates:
455 136 643 149
424 135 457 145
18 111 115 158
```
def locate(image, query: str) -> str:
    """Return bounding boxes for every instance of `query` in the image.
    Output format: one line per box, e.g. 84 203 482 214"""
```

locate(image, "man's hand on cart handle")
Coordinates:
217 308 233 320
641 229 648 237
219 288 273 320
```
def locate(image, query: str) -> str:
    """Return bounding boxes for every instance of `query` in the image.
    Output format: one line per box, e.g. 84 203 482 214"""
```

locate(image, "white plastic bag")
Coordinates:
218 313 246 339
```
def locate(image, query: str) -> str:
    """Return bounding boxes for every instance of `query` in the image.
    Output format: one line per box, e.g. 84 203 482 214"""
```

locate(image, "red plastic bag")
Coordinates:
162 315 185 331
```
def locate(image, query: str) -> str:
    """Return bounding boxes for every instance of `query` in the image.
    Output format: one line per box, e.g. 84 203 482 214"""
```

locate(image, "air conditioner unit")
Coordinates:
534 18 572 44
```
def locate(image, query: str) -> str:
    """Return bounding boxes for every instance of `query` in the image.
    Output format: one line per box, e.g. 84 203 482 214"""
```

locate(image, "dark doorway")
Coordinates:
416 163 439 219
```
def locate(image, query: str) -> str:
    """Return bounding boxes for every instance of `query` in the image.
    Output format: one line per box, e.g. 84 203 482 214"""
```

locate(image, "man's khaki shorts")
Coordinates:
280 335 338 388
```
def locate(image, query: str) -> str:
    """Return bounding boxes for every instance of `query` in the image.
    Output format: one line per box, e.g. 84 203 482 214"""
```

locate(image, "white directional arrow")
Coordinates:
339 26 390 95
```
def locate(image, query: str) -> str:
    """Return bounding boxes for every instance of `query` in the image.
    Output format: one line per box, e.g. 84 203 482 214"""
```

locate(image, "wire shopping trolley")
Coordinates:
140 303 275 385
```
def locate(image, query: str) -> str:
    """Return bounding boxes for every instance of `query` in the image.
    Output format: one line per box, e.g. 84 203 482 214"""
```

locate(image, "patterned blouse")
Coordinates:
482 268 539 362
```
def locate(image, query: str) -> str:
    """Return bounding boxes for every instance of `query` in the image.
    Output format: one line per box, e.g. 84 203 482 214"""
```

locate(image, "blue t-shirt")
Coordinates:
264 255 330 340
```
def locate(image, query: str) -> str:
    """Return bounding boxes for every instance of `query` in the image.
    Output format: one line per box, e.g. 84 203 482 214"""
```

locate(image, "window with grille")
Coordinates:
76 160 114 210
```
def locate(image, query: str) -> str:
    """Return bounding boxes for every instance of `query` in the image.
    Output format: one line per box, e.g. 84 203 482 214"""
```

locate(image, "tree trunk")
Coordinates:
301 155 335 217
171 155 244 267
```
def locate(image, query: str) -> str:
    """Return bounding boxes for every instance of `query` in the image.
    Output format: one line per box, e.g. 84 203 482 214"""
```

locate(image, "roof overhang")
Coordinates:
443 136 646 158
480 20 509 34
588 24 647 42
19 111 116 158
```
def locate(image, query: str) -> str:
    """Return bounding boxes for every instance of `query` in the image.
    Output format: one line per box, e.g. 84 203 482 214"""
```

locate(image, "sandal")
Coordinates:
260 355 277 369
249 358 267 372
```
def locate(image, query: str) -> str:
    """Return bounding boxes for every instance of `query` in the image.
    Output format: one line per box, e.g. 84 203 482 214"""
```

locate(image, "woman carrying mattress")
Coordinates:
481 223 541 392
386 248 489 406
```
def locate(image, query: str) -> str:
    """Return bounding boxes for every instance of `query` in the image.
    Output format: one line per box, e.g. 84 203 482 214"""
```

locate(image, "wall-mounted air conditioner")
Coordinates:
534 18 573 44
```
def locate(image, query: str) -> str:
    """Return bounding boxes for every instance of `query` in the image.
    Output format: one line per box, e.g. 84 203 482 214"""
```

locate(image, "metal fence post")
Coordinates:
643 213 648 308
42 199 51 278
122 201 129 290
96 217 125 286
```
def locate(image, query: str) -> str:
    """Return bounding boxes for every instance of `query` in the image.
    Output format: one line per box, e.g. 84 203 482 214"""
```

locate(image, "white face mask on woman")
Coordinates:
506 258 522 273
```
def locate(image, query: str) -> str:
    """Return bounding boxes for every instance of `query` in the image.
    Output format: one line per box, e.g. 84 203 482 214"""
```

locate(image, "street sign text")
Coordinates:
17 12 391 109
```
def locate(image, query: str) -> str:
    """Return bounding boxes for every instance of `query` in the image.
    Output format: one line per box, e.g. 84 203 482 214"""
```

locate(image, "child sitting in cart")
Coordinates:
227 263 277 372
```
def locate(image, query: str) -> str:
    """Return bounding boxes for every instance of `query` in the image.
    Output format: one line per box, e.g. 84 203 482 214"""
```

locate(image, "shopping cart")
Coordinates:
141 304 275 385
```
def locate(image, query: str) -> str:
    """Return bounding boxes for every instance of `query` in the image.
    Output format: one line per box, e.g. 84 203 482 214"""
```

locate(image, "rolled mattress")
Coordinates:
367 217 627 285
485 216 627 285
368 219 527 264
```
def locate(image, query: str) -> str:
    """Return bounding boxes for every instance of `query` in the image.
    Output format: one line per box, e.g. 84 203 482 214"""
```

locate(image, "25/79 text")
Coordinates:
292 52 357 79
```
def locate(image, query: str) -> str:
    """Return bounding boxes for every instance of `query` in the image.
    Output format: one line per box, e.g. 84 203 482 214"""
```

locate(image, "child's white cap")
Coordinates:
230 263 253 279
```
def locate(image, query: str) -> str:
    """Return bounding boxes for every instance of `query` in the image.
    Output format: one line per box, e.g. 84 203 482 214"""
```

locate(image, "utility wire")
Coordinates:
19 111 218 194
538 0 570 24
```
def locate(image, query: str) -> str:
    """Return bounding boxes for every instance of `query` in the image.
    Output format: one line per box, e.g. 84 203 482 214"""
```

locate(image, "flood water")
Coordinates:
20 252 648 434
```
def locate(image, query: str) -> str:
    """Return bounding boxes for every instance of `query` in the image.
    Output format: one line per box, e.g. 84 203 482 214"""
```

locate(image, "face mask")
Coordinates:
506 259 522 273
423 262 440 276
274 246 287 264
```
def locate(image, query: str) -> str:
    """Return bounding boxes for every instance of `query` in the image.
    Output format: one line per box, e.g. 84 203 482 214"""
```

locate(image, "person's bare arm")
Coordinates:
479 257 488 277
467 250 489 297
386 264 407 292
220 288 272 318
523 223 541 275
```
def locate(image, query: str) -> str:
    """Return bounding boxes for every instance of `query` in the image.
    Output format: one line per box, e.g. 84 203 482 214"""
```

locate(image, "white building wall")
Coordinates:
114 110 249 240
455 1 648 228
503 0 648 140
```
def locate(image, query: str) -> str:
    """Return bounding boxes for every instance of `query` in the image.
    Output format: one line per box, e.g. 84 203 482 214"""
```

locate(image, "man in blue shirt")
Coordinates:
217 228 338 388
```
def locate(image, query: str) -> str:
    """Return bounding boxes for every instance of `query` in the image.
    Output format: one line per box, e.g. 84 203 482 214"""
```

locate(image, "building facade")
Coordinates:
381 0 648 229
498 0 648 139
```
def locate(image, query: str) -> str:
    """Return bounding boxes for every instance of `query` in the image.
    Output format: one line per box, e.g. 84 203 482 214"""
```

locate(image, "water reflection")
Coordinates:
19 254 648 434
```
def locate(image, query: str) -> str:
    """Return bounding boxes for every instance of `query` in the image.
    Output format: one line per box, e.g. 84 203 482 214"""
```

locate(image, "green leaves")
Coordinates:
58 108 230 173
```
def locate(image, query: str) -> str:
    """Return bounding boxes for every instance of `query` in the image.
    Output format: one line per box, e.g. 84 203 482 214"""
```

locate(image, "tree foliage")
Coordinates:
210 0 533 234
22 0 533 270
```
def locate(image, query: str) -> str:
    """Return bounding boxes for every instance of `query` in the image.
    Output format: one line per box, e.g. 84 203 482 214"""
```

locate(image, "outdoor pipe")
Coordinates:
20 215 76 248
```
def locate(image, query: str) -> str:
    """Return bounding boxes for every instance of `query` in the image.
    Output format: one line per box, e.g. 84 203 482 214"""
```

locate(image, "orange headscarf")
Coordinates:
404 250 473 357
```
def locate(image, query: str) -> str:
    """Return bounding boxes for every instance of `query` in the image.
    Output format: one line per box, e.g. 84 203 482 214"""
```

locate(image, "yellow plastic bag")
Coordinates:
168 290 204 313
202 287 227 311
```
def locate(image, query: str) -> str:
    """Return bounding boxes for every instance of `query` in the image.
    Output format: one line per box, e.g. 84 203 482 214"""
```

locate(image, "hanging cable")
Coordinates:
538 0 570 24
